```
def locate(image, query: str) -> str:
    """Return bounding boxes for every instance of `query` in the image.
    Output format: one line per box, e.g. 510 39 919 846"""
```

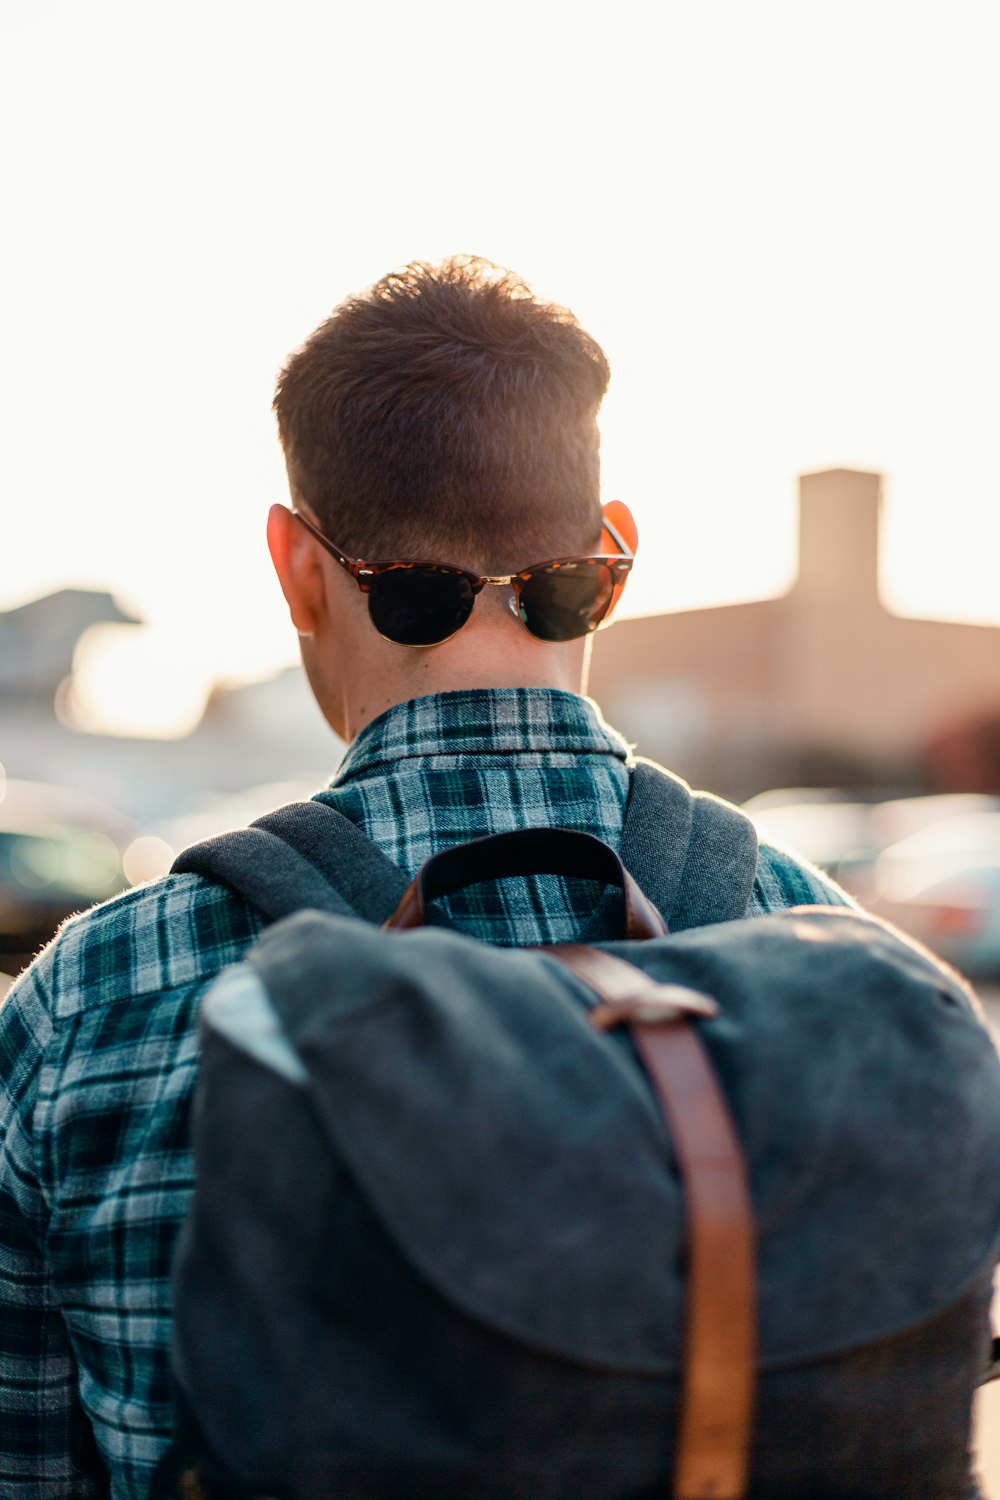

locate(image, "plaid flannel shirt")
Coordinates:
0 688 850 1498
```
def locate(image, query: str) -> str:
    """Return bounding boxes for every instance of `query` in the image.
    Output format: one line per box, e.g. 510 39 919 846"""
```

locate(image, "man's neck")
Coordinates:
340 639 592 743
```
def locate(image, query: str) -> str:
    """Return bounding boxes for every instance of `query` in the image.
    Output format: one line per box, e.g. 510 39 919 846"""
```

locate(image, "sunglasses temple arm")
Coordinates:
601 515 632 558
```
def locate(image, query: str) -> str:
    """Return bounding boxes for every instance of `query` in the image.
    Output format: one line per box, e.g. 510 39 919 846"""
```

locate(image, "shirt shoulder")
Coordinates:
751 840 859 915
10 871 262 1024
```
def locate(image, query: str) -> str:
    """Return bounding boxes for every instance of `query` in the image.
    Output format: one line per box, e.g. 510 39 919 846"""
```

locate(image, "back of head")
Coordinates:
273 257 610 572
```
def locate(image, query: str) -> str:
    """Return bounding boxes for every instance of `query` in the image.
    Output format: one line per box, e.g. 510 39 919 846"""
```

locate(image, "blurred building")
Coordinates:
0 589 138 703
0 588 341 825
8 475 1000 816
589 468 1000 800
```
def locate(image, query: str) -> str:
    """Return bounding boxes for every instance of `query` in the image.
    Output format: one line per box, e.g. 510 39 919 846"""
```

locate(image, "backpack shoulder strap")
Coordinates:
171 799 411 926
172 768 758 934
620 758 759 930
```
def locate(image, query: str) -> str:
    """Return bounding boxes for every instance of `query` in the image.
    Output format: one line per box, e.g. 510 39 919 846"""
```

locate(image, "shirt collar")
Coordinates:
334 688 631 783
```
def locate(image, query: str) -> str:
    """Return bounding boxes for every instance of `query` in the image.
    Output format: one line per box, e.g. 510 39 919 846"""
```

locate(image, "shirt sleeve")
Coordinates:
749 840 861 917
0 959 106 1498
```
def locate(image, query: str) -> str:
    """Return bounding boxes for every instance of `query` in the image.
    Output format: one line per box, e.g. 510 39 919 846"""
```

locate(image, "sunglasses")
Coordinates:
294 511 634 648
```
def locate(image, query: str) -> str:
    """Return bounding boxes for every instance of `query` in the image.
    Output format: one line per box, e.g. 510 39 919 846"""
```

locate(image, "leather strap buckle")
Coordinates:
590 985 718 1030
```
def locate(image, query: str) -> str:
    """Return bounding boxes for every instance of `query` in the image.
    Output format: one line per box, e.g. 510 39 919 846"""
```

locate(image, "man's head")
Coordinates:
273 256 610 570
267 257 634 741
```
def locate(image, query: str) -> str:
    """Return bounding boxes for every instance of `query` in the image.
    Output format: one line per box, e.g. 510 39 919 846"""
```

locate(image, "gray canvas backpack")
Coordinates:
157 762 1000 1499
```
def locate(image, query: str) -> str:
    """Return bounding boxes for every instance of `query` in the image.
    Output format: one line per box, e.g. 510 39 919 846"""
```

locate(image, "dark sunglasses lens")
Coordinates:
368 568 476 646
517 565 615 642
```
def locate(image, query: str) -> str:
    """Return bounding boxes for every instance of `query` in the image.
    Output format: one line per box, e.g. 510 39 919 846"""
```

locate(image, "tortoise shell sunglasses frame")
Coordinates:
293 509 634 647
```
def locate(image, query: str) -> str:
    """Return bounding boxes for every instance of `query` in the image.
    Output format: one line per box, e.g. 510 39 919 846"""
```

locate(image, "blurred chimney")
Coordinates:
791 468 883 609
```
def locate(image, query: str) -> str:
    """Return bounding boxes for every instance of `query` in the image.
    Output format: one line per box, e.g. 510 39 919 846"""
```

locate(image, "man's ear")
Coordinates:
267 504 324 635
600 500 638 620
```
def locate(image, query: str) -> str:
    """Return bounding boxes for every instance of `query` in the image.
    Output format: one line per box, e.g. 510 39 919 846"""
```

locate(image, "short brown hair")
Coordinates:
273 257 610 569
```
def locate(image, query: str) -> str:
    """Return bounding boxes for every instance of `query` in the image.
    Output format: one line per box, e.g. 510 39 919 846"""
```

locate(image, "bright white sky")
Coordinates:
2 0 999 735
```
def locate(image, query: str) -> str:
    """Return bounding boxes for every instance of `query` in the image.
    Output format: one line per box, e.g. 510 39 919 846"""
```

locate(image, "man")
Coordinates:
0 257 850 1497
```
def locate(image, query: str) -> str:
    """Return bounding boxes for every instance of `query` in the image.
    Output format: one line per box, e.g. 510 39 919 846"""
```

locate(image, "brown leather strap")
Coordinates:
385 882 429 933
553 946 755 1500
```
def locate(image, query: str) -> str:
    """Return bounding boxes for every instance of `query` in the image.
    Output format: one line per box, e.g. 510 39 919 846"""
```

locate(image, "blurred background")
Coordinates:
2 0 999 968
4 0 1000 1480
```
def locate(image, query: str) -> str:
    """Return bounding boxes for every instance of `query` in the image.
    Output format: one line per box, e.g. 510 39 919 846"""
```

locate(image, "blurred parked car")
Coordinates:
740 792 1000 918
741 789 885 901
871 812 1000 979
742 789 1000 938
0 773 172 979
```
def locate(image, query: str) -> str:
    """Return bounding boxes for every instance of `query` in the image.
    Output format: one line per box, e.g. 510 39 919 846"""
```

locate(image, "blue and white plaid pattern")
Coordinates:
0 688 849 1497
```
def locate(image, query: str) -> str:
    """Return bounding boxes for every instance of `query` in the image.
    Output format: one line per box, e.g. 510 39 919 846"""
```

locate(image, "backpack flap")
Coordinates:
191 905 1000 1375
240 909 689 1370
